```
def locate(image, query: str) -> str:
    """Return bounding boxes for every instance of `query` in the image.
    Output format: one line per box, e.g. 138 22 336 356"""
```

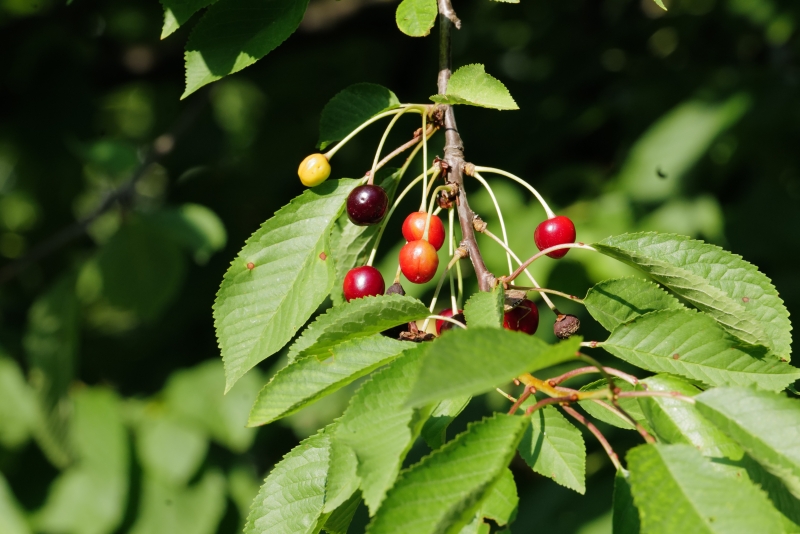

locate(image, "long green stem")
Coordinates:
325 107 421 159
420 112 429 211
424 184 449 241
369 107 413 183
422 252 463 331
505 243 598 284
473 166 556 219
448 207 457 314
472 171 513 274
427 314 466 330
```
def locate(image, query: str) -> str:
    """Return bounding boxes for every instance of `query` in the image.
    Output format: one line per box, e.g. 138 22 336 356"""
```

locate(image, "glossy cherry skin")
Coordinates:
436 308 465 335
343 266 385 302
503 299 539 335
347 185 388 226
399 240 439 284
402 212 446 251
298 154 331 187
534 215 576 259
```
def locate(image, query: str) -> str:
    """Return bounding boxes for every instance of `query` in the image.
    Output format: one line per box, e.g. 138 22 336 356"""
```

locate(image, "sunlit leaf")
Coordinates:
421 396 471 449
395 0 437 37
613 469 639 534
583 277 684 332
430 64 519 110
214 178 358 391
578 378 651 432
463 286 503 329
0 473 31 534
159 0 217 39
323 490 362 534
0 354 39 449
134 413 208 486
318 84 400 150
460 469 519 533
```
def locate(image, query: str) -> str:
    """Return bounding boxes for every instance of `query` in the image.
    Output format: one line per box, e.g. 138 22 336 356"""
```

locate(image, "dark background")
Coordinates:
1 0 798 532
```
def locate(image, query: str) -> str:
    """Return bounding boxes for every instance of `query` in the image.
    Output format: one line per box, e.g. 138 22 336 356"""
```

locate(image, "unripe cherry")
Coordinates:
503 299 539 335
402 212 446 251
343 266 385 302
534 215 576 259
399 240 439 284
298 154 331 187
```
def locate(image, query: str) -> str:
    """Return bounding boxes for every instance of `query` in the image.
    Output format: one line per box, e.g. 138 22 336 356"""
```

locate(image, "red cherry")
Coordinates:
436 308 465 335
401 212 446 251
503 299 539 335
343 266 385 302
347 185 388 226
399 240 439 284
534 215 576 259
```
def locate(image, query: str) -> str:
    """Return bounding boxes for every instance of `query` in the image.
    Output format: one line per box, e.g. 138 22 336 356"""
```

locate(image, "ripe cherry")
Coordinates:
343 266 385 302
534 215 576 259
347 185 388 226
399 240 439 284
402 212 446 251
298 154 331 187
503 299 539 335
436 308 465 335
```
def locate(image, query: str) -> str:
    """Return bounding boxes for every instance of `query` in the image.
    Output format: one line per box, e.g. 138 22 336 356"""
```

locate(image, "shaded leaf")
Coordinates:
367 414 528 534
584 277 684 332
421 396 471 450
460 469 519 534
147 203 227 264
0 354 39 449
600 309 800 391
318 84 400 150
323 490 362 534
395 0 437 37
183 0 309 98
594 232 791 360
627 443 784 534
134 413 208 486
406 328 581 407
463 286 504 329
697 387 800 499
244 433 329 534
213 178 358 391
430 64 519 110
248 335 409 426
160 0 217 39
613 469 639 534
578 378 652 432
518 406 586 494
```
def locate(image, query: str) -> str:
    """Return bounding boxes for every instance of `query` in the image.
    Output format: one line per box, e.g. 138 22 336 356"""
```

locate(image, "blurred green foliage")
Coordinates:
1 0 799 532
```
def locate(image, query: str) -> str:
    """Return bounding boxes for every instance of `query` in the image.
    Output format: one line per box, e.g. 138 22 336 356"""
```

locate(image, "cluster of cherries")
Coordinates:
298 152 578 338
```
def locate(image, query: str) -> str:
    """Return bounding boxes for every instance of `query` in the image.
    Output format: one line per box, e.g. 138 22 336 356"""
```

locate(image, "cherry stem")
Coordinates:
427 314 466 330
507 285 584 304
373 124 436 178
424 185 451 240
472 171 513 274
508 385 535 415
504 243 598 285
547 366 639 387
470 165 556 219
422 250 466 331
421 112 429 211
393 264 402 284
480 228 558 313
448 208 458 314
496 388 517 403
369 108 412 184
616 391 696 404
560 405 623 471
325 106 421 159
524 395 577 415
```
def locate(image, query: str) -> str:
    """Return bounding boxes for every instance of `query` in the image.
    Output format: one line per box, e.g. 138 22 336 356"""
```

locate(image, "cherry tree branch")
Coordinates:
437 0 495 291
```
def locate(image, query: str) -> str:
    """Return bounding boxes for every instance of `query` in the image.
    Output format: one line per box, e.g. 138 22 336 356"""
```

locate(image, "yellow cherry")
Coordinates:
298 153 331 187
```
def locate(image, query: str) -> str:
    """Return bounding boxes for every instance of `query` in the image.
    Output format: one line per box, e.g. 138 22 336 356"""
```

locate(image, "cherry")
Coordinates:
534 215 576 259
347 185 388 226
402 212 446 251
503 299 539 335
298 153 331 187
343 266 385 302
399 240 439 284
436 308 465 335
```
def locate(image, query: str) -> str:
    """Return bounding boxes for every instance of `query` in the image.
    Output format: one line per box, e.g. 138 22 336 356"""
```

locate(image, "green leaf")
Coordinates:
460 469 519 533
323 490 362 534
0 354 39 449
697 387 800 500
330 169 401 304
163 359 262 452
395 0 437 37
96 218 187 321
613 470 639 534
146 203 227 264
288 294 429 361
421 396 472 450
318 83 400 150
600 309 800 391
518 405 586 494
0 473 31 534
214 178 359 391
584 277 684 332
248 335 409 426
335 347 428 514
245 432 329 534
594 232 792 360
367 414 528 534
129 470 227 534
578 379 652 432
182 0 309 98
627 443 785 534
652 0 667 9
430 64 518 110
406 328 581 407
463 286 504 329
638 375 743 459
134 413 208 486
160 0 217 39
323 439 360 513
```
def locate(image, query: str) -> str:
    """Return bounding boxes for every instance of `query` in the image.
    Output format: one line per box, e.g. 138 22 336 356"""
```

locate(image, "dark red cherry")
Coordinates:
402 212 446 251
436 308 465 335
534 215 576 259
399 240 439 284
343 266 385 302
347 185 388 226
503 299 539 335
